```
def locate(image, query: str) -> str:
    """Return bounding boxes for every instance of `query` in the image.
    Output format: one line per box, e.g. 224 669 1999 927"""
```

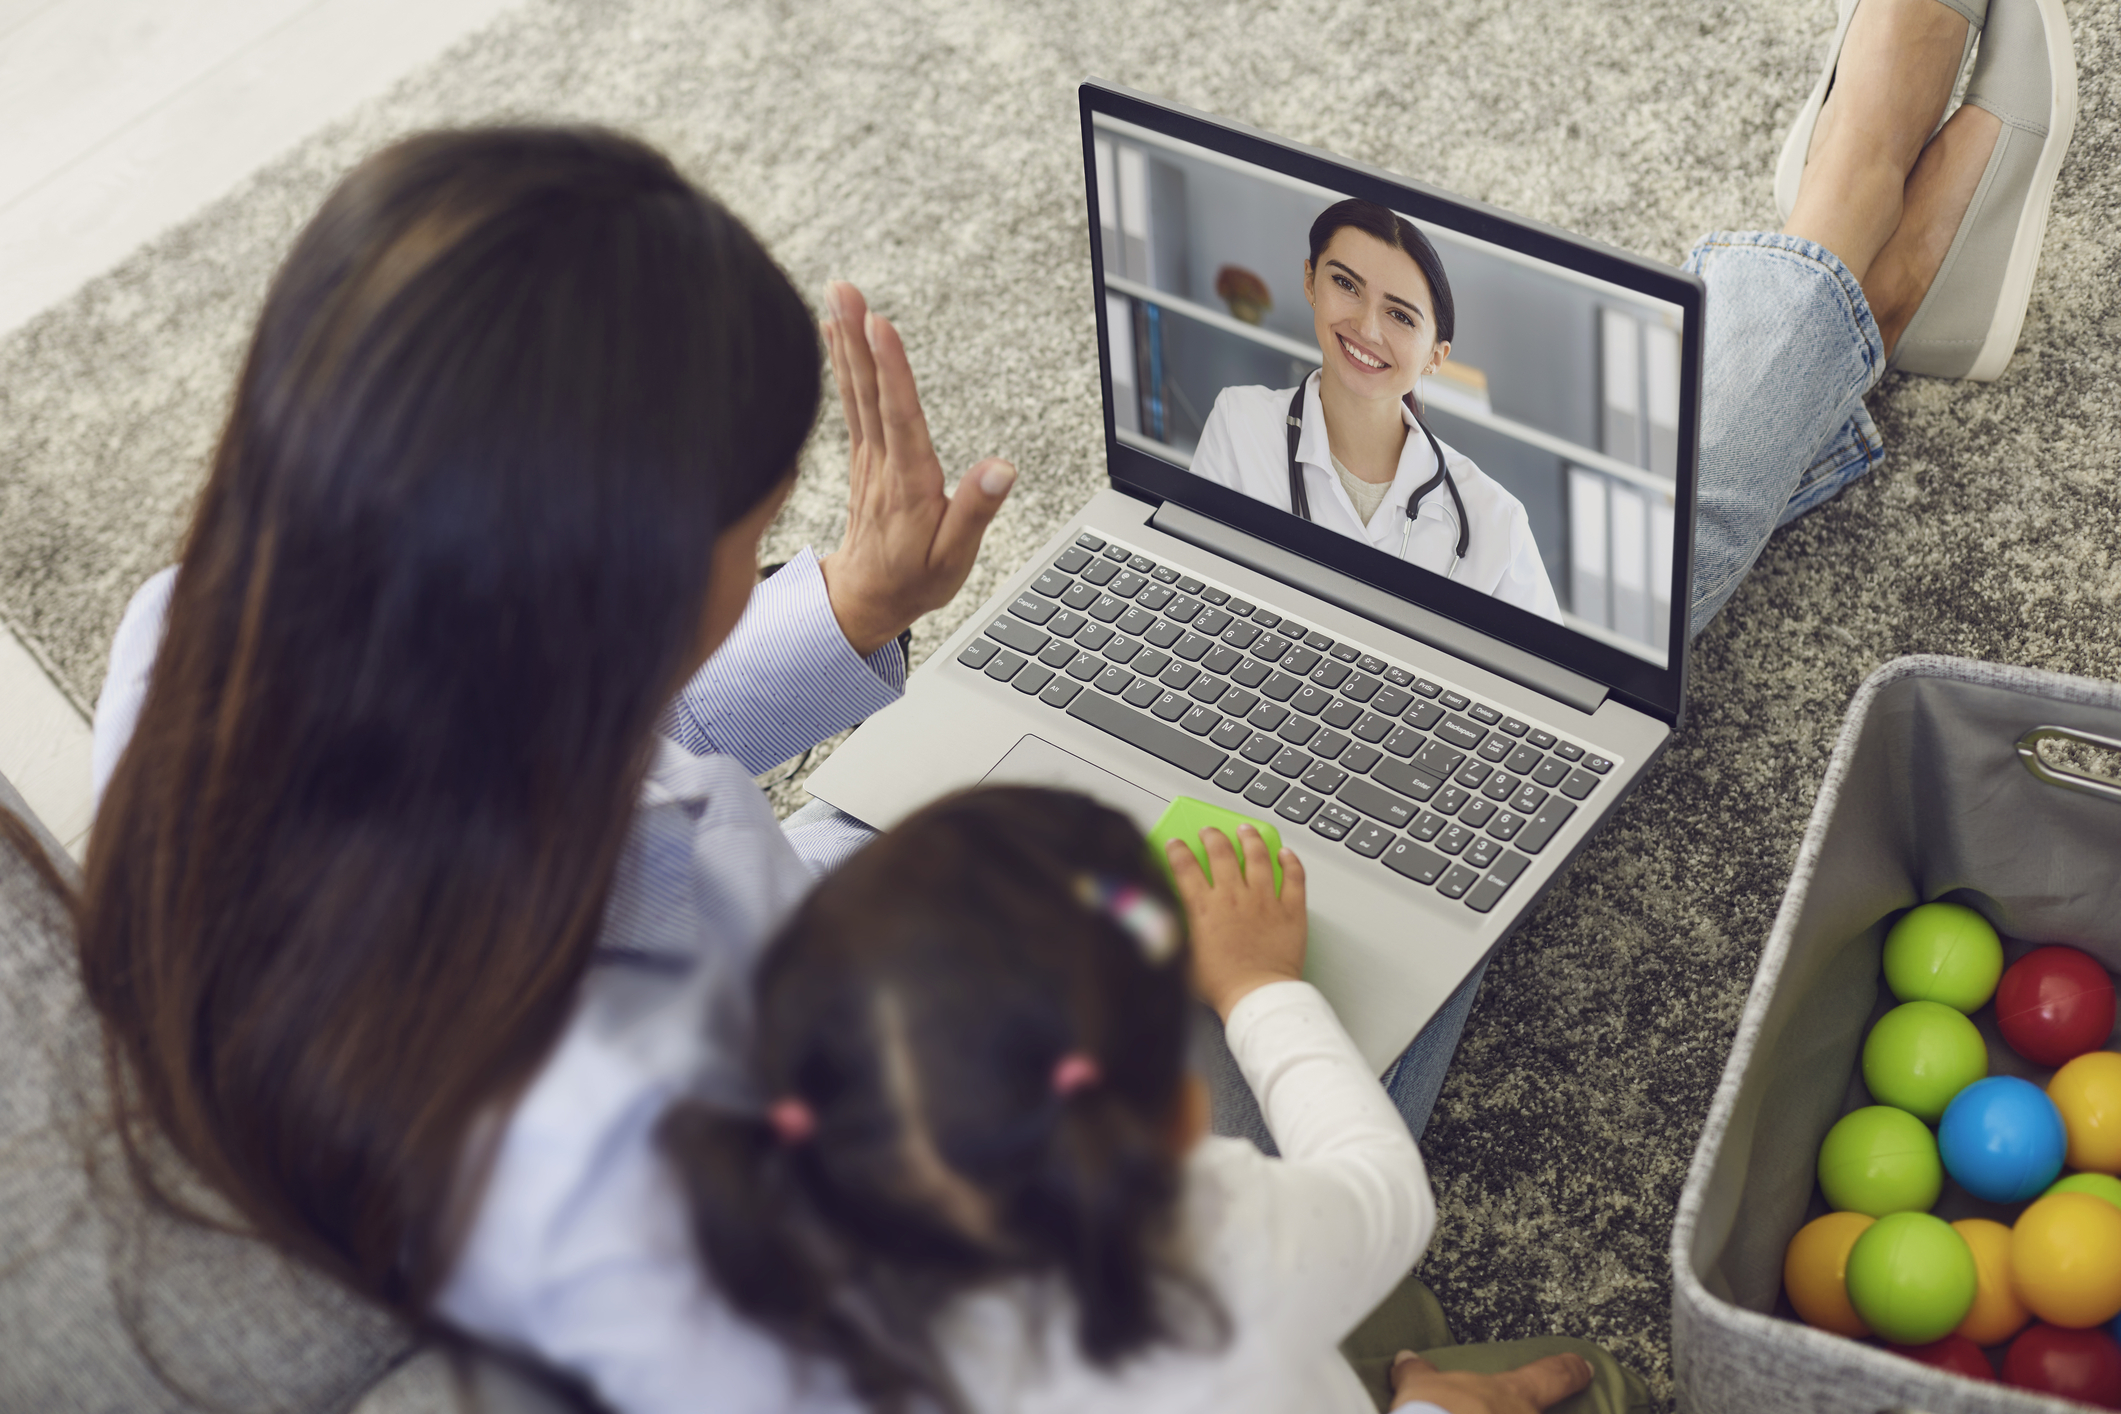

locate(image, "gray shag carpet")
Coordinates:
2 0 2117 1403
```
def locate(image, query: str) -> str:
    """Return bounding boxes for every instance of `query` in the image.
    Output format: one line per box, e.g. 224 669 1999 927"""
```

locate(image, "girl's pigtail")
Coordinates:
656 1099 825 1333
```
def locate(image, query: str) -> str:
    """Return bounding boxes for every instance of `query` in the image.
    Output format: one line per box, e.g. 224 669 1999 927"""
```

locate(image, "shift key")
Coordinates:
986 615 1050 656
1514 797 1577 854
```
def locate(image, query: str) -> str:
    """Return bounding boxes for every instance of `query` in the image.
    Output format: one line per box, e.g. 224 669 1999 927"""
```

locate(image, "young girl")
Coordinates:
654 784 1437 1413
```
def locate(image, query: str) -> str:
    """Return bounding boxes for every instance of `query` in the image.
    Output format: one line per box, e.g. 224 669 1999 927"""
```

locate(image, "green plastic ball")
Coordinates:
2046 1172 2121 1212
1819 1105 1944 1216
1845 1211 1978 1345
1883 903 2004 1013
1861 1000 1989 1123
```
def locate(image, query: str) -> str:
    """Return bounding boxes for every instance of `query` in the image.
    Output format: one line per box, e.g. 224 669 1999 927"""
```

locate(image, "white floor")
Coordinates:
0 0 519 857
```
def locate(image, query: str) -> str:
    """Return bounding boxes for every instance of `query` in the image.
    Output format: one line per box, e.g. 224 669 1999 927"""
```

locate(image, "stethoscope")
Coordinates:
1285 380 1468 572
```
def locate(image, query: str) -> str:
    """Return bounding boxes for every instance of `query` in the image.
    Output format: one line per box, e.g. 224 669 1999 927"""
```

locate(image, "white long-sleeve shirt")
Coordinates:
1190 370 1562 623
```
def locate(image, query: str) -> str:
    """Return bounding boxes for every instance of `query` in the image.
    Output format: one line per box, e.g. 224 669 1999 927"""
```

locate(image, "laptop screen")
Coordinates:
1083 85 1702 719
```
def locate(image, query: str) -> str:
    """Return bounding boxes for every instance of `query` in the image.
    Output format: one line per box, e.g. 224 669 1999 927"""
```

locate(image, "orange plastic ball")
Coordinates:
1953 1217 2032 1345
2050 1052 2121 1175
2013 1192 2121 1329
1785 1211 1877 1337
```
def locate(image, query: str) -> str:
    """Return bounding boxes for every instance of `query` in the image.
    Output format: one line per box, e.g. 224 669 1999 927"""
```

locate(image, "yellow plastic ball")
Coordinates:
2049 1051 2121 1174
1784 1211 1877 1337
1951 1217 2031 1345
2012 1192 2121 1328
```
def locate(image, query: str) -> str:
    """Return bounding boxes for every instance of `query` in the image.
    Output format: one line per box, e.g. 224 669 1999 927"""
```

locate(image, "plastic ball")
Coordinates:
1884 903 2004 1012
2049 1172 2121 1211
2051 1051 2121 1174
1862 1001 1988 1123
1938 1076 2068 1203
1819 1106 1944 1216
1888 1334 1994 1380
1997 947 2116 1068
2013 1192 2121 1328
1784 1211 1876 1336
2002 1322 2121 1408
1954 1217 2033 1346
1846 1212 1978 1346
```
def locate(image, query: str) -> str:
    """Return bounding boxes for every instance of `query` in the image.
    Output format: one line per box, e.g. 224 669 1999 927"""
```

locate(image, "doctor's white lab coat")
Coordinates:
1189 371 1561 623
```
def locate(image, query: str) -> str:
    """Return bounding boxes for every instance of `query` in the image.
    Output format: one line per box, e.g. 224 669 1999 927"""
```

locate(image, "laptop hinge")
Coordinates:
1150 502 1608 716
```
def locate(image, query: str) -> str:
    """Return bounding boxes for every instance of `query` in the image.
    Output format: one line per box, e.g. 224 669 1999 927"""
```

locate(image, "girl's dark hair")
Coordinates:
1307 197 1455 346
77 126 819 1313
660 786 1222 1412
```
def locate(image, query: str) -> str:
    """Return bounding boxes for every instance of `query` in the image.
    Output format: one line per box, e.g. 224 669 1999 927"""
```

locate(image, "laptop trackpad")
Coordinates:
980 736 1170 833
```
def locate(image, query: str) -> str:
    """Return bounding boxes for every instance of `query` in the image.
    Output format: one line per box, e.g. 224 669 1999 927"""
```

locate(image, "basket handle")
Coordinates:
2016 725 2121 807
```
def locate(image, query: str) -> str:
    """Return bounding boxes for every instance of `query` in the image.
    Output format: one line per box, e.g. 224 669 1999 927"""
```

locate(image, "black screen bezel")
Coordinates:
1082 80 1702 727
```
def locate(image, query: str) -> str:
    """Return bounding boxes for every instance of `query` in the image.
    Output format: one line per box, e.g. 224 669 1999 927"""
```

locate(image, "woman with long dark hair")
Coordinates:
82 125 1013 1402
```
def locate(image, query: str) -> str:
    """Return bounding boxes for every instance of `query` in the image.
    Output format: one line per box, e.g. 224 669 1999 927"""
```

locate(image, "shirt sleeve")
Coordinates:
1215 980 1436 1344
662 549 905 775
92 567 178 809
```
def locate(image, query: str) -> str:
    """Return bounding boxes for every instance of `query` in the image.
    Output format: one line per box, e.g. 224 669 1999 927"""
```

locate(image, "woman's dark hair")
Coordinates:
1307 197 1455 346
77 126 820 1314
660 786 1222 1412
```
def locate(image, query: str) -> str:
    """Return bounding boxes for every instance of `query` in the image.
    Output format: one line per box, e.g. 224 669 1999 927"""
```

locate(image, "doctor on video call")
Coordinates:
1190 199 1561 622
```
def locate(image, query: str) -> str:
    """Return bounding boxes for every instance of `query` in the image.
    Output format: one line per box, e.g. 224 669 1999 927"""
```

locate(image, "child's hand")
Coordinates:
1163 825 1307 1021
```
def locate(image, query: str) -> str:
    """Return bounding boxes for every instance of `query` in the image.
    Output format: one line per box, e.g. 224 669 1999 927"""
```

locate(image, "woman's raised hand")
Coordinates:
1162 825 1307 1021
817 281 1016 656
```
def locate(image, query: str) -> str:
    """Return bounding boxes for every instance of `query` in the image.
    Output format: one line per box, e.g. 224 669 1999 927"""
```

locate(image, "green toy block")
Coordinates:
1148 796 1284 894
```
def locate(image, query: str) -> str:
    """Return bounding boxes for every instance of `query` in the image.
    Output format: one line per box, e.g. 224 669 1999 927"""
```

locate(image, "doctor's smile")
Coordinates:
1335 333 1389 371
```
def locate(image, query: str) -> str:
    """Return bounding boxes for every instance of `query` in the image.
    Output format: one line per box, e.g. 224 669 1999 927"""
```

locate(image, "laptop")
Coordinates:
806 81 1703 1074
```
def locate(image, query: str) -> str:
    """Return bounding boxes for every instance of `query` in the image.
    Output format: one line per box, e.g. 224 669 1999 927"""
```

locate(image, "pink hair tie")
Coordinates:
767 1097 816 1146
1051 1052 1102 1098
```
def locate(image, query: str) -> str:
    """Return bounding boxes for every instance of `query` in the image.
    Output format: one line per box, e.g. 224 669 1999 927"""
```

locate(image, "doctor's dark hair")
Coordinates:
660 786 1225 1414
77 125 820 1319
1308 197 1455 346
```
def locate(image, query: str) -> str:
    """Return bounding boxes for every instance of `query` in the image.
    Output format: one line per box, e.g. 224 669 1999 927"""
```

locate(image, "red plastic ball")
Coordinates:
2003 1323 2121 1408
1889 1334 1994 1380
1997 947 2117 1068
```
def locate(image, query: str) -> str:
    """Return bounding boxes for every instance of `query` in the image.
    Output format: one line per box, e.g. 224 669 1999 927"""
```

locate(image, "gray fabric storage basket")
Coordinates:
1670 655 2121 1414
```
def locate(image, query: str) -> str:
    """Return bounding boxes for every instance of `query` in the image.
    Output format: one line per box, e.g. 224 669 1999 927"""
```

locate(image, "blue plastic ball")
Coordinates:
1938 1076 2068 1204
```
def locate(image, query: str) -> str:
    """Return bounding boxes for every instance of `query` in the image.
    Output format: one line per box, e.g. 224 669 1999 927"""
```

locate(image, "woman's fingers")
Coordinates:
1235 824 1273 890
1495 1354 1594 1409
931 458 1017 582
1162 838 1207 903
1199 825 1242 885
822 300 863 457
863 310 940 479
827 283 885 455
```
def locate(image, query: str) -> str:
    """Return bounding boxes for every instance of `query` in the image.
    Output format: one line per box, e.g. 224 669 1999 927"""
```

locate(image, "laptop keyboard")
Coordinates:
953 532 1616 914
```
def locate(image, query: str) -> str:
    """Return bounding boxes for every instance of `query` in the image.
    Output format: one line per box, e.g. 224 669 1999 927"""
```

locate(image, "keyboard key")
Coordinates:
1433 785 1468 815
1476 735 1512 763
1187 676 1228 704
1066 691 1226 780
1311 807 1356 841
1221 622 1262 650
1065 654 1103 681
1382 665 1414 686
1327 643 1360 663
1137 584 1174 612
1528 729 1557 750
1468 702 1501 725
1454 760 1491 789
1441 690 1470 710
1095 665 1133 694
1463 874 1511 913
1300 630 1333 651
1195 608 1232 635
986 650 1027 682
1150 565 1180 584
1554 741 1584 761
1103 638 1140 664
1012 664 1054 695
988 616 1050 656
1584 754 1614 775
1384 725 1429 759
1275 789 1324 825
1073 622 1113 650
1127 554 1156 573
1110 571 1146 599
1530 756 1569 787
1301 760 1348 794
1055 547 1092 573
1491 851 1530 886
1339 777 1418 829
1200 587 1230 605
1275 717 1320 747
1437 863 1481 899
1514 798 1577 853
1341 744 1383 774
1179 712 1230 746
1221 690 1260 719
1261 672 1302 702
1248 701 1290 731
1270 746 1309 778
1213 760 1257 793
1243 776 1287 808
1144 619 1183 649
1082 558 1119 585
1339 673 1380 704
1464 837 1501 870
1460 798 1498 828
1173 633 1215 662
1484 809 1524 841
1230 657 1271 688
1412 740 1466 778
1202 644 1244 675
1133 650 1170 678
1117 605 1155 636
1510 783 1548 815
1559 768 1600 801
1177 576 1204 594
1435 715 1486 750
1280 646 1319 677
1225 598 1256 618
1061 582 1100 611
1274 620 1307 640
1372 685 1415 717
1087 594 1125 623
1240 734 1281 764
1100 543 1130 560
1311 730 1351 761
1031 571 1070 598
1252 610 1281 630
1436 824 1473 855
1503 743 1543 775
1075 531 1106 551
1310 660 1351 689
1353 712 1396 744
1123 679 1162 709
1165 595 1203 623
959 638 998 669
1251 634 1290 662
1346 822 1395 858
1382 841 1448 885
1481 771 1519 803
1151 691 1190 722
1404 701 1445 731
1049 610 1087 639
1161 662 1199 690
1371 759 1442 801
1499 717 1530 738
1409 812 1446 841
1211 719 1251 750
1290 685 1332 717
1039 677 1082 708
1412 678 1443 698
1038 641 1077 669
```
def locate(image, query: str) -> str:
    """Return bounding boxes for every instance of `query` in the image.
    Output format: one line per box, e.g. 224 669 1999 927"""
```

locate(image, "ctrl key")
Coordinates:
958 638 999 670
